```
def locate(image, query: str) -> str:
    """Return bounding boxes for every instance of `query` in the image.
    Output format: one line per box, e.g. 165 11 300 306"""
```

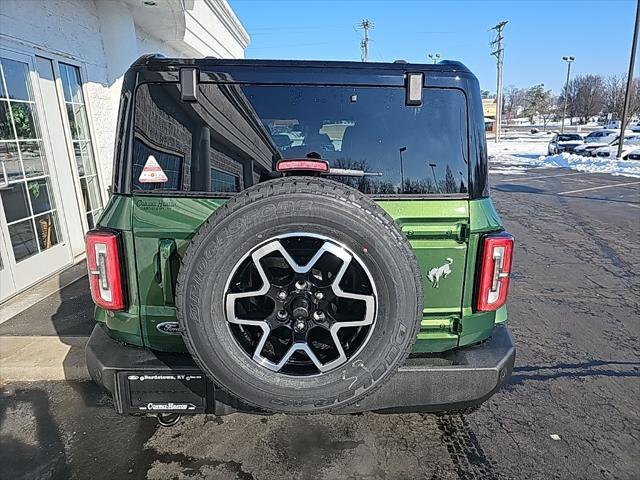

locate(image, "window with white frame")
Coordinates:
59 63 103 229
0 57 61 262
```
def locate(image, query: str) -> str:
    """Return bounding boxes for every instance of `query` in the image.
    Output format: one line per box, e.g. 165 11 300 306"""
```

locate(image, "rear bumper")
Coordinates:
86 323 515 415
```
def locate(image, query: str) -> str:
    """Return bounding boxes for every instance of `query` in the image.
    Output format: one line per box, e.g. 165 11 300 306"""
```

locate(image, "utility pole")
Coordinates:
560 56 575 134
490 20 508 143
428 53 441 64
618 0 639 159
357 19 374 62
399 147 407 193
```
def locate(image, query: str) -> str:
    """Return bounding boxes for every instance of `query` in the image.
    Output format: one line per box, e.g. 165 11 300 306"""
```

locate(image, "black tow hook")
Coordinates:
157 413 182 427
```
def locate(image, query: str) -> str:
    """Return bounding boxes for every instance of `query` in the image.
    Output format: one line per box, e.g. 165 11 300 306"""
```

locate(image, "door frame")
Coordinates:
0 47 74 300
0 37 108 232
49 56 106 232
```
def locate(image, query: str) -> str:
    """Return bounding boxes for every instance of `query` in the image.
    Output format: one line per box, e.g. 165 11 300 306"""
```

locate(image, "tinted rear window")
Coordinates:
132 83 469 195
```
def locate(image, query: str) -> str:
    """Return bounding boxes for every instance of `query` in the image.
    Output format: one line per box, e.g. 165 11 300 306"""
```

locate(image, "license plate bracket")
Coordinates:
116 371 208 414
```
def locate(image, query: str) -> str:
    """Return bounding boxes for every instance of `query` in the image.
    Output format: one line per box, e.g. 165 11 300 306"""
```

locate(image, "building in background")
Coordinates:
482 98 497 132
0 0 249 301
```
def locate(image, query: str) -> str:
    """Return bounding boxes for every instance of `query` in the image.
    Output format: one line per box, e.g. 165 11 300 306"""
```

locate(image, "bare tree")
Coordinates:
541 95 559 130
631 77 640 119
503 85 526 123
571 74 606 124
558 78 578 125
604 74 626 120
605 75 640 120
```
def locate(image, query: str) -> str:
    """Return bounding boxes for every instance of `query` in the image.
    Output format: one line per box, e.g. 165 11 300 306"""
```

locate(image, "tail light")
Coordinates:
86 230 125 311
476 232 514 312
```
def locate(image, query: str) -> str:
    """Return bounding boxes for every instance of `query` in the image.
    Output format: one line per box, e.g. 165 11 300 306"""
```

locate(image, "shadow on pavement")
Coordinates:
0 386 70 479
493 182 640 205
507 359 640 387
0 381 159 479
0 277 94 337
493 183 546 194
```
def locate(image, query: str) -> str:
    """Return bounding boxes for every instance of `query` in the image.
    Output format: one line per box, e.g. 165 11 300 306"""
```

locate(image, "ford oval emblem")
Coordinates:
156 322 181 335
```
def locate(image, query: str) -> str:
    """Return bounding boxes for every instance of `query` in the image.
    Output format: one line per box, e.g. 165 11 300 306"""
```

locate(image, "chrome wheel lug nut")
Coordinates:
277 291 288 300
313 311 325 322
314 291 324 300
295 280 307 291
277 310 288 321
294 319 306 332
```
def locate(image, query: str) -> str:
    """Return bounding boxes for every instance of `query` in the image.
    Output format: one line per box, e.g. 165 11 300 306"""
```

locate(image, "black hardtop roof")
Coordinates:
130 54 475 78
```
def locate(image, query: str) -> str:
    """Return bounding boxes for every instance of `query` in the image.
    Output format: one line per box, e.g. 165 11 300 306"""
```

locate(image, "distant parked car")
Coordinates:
575 130 618 156
547 133 584 155
574 143 605 157
593 135 640 159
626 148 640 160
574 131 636 156
603 120 621 129
628 122 640 133
584 129 618 144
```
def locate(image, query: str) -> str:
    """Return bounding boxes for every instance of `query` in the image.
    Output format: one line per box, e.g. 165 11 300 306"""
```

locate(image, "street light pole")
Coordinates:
428 53 441 64
617 0 640 159
399 147 407 193
560 56 575 134
428 163 438 190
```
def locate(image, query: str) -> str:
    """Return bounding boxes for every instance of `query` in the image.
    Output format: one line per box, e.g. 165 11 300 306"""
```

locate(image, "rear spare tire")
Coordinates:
176 177 423 413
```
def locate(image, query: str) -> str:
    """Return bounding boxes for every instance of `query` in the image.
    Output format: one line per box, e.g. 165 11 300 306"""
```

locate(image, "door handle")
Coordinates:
158 239 177 306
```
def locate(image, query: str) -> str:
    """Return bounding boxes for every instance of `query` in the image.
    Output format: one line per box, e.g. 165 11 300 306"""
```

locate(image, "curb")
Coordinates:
0 336 90 383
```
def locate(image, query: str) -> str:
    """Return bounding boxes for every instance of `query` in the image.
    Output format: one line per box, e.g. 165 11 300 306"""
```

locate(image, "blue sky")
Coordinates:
230 0 638 93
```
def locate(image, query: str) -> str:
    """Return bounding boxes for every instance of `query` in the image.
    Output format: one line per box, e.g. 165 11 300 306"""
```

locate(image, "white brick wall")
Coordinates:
0 0 248 195
0 0 248 291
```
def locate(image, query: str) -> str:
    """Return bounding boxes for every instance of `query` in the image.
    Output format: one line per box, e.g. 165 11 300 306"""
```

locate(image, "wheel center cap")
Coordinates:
291 295 310 321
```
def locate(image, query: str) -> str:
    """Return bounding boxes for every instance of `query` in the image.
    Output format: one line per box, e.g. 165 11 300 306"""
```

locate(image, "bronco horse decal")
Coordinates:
427 258 453 288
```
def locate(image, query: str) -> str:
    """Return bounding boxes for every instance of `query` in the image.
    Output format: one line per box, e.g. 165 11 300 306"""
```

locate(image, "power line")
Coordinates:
490 20 508 143
356 19 374 62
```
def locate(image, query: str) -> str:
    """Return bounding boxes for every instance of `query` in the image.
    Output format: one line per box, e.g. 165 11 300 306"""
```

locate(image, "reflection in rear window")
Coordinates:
132 83 469 195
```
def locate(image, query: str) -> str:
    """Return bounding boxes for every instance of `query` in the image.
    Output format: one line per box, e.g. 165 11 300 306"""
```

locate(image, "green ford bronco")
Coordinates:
85 56 515 423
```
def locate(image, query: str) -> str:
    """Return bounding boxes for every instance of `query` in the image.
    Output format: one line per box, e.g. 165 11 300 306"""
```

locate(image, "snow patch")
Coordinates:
540 153 640 178
488 137 640 178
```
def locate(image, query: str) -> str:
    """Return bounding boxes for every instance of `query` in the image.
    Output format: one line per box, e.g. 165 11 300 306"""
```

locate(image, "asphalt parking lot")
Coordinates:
1 168 638 480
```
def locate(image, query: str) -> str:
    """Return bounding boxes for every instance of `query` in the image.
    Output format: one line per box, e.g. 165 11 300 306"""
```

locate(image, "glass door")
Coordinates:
58 63 103 229
0 52 72 301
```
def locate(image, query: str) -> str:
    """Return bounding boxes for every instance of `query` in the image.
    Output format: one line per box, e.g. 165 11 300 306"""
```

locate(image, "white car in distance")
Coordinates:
603 120 621 129
593 135 640 159
628 122 640 133
574 130 618 156
584 129 618 143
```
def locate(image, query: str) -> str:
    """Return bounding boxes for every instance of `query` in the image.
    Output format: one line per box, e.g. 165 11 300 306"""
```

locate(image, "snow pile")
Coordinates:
487 136 548 175
488 135 640 178
541 153 640 178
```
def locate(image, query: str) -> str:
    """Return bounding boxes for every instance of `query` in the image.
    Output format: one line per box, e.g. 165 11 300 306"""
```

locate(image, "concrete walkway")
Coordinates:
0 265 93 383
0 336 88 381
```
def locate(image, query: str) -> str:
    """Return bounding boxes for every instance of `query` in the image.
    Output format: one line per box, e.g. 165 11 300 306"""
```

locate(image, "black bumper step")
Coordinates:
85 324 515 415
